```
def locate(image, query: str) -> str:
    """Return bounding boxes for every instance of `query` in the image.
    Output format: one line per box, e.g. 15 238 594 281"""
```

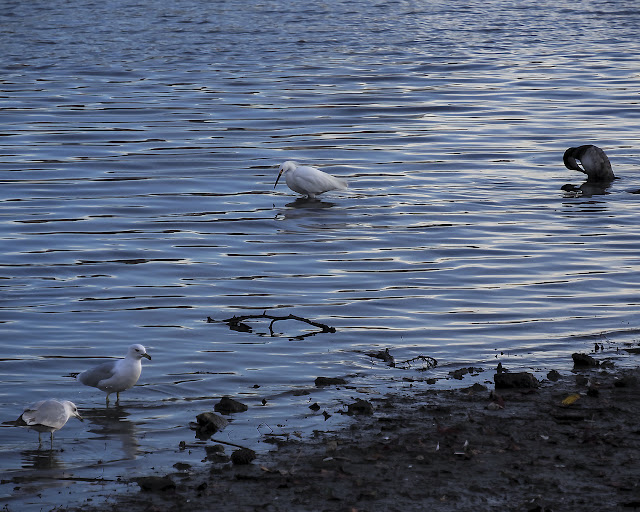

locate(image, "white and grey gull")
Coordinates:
16 399 83 446
77 344 151 405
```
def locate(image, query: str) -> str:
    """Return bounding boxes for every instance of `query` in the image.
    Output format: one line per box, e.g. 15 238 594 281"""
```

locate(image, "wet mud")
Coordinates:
60 360 640 512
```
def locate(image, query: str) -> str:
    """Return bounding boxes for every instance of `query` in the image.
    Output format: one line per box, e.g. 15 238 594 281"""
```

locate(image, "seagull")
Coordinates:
78 344 151 405
563 145 614 181
16 399 83 447
274 161 348 199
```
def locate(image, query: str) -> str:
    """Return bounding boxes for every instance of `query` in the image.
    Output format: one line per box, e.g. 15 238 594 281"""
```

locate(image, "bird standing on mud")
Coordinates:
563 145 614 182
274 161 348 199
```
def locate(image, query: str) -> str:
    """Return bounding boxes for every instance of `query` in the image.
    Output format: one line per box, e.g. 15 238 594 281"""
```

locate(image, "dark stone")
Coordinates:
315 376 347 387
547 370 560 382
347 399 374 415
450 368 469 380
576 375 589 386
135 476 176 492
450 367 482 380
462 383 488 393
205 444 229 463
205 444 225 455
214 396 249 414
572 353 599 367
309 402 320 411
193 412 229 439
614 375 639 388
494 372 539 389
231 447 256 465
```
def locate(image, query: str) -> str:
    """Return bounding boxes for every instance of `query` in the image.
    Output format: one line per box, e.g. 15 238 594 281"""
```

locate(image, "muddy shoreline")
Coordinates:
64 359 640 512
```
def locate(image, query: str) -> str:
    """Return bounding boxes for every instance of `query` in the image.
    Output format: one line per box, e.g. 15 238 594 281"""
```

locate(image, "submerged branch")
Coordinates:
365 348 438 371
208 312 336 337
395 354 438 371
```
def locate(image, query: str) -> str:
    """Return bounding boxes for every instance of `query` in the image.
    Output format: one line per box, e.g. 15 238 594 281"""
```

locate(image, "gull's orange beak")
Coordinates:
274 169 283 188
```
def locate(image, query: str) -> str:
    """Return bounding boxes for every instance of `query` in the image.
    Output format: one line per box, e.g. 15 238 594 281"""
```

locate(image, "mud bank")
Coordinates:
66 362 640 512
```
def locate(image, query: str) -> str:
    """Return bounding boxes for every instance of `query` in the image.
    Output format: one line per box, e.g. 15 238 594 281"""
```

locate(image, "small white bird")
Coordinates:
274 161 348 199
563 145 614 181
78 344 151 405
16 399 83 446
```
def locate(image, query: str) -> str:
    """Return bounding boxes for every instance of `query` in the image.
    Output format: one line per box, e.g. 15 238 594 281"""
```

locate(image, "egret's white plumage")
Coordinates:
274 161 348 199
16 399 83 445
78 344 151 405
563 145 614 181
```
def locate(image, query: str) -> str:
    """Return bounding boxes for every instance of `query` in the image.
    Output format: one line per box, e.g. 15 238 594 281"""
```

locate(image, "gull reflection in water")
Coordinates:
82 405 140 459
21 447 63 470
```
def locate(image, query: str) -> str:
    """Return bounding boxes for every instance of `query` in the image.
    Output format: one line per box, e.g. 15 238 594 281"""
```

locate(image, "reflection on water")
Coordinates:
83 406 140 461
2 0 640 509
21 449 64 471
283 197 342 210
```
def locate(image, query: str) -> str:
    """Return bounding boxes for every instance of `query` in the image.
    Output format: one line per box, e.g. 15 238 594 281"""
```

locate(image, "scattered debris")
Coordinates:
561 393 581 406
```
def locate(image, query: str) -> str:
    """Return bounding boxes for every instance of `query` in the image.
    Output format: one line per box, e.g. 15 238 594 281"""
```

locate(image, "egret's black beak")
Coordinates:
274 170 283 188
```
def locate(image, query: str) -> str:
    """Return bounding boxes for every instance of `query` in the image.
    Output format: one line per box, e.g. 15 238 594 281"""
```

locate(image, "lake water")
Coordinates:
2 0 640 509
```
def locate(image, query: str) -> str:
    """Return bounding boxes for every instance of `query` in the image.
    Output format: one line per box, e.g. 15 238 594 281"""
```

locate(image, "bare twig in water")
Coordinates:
207 312 336 337
395 355 438 371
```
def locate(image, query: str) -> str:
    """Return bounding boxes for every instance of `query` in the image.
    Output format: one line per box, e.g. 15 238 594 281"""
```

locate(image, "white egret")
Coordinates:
563 145 614 181
274 161 348 199
16 399 83 446
78 344 151 405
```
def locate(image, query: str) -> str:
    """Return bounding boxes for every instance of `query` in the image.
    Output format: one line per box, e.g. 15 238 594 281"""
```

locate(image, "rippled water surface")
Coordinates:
2 0 640 508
